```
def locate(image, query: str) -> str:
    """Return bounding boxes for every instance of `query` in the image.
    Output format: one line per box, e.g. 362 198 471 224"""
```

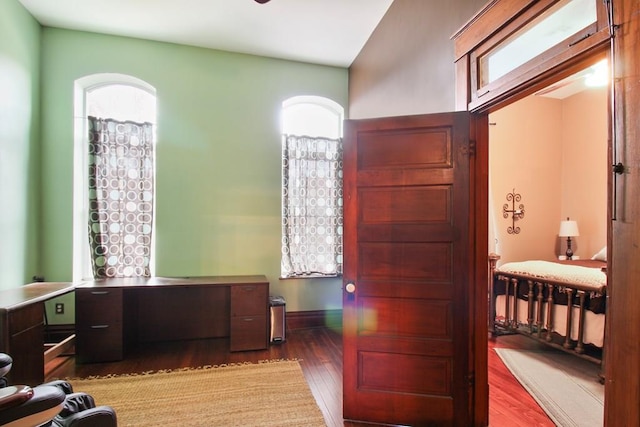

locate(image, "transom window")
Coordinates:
480 0 598 86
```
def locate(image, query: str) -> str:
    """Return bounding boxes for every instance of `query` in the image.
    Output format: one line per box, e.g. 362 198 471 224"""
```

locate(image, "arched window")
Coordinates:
281 96 344 278
73 74 157 281
282 96 343 139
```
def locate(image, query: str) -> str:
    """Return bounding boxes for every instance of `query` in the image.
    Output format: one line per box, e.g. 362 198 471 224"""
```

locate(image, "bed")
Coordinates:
489 253 607 369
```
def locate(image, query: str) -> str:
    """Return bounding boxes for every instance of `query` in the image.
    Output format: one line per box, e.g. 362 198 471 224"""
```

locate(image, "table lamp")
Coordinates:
559 217 580 260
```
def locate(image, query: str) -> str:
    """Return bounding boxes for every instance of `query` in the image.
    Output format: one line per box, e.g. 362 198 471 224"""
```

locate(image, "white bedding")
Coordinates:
498 260 606 292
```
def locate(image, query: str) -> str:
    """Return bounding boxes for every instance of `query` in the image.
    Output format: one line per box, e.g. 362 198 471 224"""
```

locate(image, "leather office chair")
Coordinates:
0 352 12 387
0 353 117 427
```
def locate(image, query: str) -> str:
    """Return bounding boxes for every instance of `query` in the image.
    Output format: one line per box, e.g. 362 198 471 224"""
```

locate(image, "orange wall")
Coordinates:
561 88 608 257
489 95 564 263
489 87 608 264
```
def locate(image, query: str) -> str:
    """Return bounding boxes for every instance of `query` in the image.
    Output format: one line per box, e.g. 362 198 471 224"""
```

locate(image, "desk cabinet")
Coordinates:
75 276 269 363
0 283 75 385
230 283 269 351
75 288 123 363
0 303 44 385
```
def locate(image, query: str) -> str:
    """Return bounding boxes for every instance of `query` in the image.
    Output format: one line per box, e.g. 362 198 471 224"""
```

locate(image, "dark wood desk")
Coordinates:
0 282 75 385
75 276 269 363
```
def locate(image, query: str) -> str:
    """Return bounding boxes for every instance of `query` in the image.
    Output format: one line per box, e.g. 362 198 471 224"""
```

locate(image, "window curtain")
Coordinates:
282 134 343 277
87 116 154 278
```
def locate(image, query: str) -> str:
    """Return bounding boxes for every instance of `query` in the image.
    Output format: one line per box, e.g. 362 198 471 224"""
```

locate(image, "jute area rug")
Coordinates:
68 360 327 427
495 348 604 427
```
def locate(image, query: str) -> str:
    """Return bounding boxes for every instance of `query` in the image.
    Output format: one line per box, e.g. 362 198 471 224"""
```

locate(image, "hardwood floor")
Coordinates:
487 334 555 427
45 328 553 426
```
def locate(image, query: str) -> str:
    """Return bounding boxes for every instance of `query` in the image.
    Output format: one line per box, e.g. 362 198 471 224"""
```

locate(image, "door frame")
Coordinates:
452 2 613 425
469 47 611 427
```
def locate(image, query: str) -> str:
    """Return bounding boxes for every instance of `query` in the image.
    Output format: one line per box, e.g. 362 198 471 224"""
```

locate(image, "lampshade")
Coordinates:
559 218 580 237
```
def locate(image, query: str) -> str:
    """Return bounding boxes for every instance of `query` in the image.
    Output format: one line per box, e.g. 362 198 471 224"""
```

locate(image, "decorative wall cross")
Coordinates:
503 189 525 234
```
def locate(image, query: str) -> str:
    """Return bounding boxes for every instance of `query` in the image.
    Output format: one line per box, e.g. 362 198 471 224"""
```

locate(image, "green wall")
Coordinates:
39 28 347 318
0 0 42 290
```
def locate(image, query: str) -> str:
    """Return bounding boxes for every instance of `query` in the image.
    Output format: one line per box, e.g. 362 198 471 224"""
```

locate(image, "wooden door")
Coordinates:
343 112 476 426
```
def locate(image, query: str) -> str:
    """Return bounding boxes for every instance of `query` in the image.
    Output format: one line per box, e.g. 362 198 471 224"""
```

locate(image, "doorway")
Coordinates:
487 61 609 424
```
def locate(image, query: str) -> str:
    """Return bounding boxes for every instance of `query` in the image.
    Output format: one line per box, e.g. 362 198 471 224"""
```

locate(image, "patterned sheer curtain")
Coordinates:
87 116 154 278
281 135 343 277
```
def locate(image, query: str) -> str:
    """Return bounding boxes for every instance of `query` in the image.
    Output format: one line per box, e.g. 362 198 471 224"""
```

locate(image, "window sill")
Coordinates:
279 274 342 280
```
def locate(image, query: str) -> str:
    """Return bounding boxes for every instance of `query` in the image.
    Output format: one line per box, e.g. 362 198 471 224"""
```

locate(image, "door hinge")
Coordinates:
462 141 476 157
468 372 475 387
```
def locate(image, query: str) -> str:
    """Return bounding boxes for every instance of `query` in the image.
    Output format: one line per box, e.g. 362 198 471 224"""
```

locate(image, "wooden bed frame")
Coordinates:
488 254 606 373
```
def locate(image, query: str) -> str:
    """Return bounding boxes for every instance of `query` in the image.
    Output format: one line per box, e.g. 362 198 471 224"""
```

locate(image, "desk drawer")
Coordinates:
76 288 123 324
76 323 123 363
230 284 268 316
230 315 268 351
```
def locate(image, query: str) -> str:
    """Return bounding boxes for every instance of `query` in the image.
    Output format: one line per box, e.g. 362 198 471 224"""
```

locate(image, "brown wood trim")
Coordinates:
286 309 342 330
452 0 539 59
606 1 640 425
455 57 470 111
468 30 610 112
472 113 490 426
453 0 612 113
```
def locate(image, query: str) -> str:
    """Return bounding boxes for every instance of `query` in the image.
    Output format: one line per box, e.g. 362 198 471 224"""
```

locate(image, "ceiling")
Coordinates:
535 59 609 99
18 0 394 68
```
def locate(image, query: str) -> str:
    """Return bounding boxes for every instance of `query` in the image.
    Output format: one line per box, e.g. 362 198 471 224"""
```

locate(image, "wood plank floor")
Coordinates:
45 328 553 426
